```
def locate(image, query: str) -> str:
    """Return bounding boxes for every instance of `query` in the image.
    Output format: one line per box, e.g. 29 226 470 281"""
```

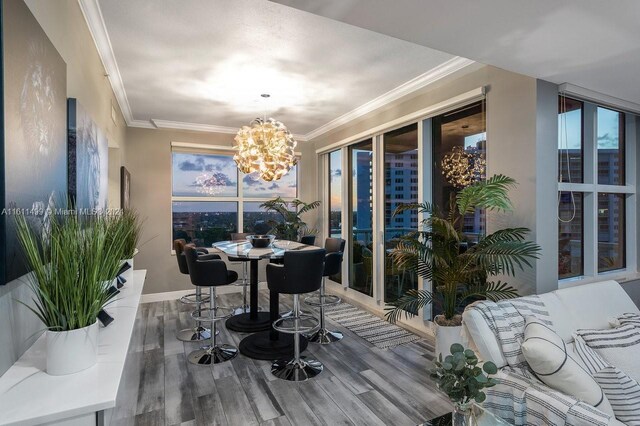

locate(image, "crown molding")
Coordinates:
78 0 135 125
152 119 238 134
128 119 157 129
303 56 475 141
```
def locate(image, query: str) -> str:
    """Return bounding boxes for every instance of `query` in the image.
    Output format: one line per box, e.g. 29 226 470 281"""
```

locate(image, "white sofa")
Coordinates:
463 280 640 426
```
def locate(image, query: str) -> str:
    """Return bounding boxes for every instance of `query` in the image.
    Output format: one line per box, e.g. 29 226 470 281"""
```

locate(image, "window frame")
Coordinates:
558 98 637 287
170 144 300 253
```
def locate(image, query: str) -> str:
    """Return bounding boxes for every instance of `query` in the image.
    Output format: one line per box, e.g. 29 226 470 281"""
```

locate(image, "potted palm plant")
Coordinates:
15 210 130 375
259 196 320 241
385 175 540 356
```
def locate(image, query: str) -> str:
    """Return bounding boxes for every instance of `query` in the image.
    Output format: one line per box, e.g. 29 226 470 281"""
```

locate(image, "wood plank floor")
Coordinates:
107 290 452 426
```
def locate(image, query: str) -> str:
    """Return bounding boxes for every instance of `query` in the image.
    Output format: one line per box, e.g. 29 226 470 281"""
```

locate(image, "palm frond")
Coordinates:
460 280 519 303
456 174 516 216
468 240 540 276
393 202 434 217
384 289 434 324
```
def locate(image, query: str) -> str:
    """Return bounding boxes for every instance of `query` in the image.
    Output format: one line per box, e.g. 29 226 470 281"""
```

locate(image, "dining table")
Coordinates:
212 239 318 360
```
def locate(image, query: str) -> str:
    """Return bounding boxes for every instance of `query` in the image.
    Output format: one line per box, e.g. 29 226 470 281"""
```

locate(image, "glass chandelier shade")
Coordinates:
441 145 486 189
194 172 228 196
233 117 298 182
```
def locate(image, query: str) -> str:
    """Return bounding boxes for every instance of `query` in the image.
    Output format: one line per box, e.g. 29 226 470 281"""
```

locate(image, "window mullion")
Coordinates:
583 103 597 277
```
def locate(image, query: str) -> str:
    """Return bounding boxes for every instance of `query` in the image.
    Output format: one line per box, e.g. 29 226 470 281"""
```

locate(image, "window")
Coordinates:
557 96 632 280
171 149 299 249
432 100 487 240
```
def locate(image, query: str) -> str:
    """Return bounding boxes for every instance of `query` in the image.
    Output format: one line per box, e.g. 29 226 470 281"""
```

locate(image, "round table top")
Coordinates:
212 239 316 260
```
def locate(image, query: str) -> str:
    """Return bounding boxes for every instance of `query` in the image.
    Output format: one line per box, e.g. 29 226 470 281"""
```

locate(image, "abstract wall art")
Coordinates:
68 98 108 210
1 0 68 284
120 166 130 210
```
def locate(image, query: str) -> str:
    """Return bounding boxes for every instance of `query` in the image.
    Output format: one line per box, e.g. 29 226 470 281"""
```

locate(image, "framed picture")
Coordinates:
121 166 131 210
1 0 67 284
68 98 108 210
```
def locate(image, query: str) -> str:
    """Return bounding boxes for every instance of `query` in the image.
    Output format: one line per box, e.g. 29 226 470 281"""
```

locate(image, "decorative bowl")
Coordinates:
247 234 275 248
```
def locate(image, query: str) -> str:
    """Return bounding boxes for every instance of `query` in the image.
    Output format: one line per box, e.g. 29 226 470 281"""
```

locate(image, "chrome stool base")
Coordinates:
271 356 323 381
176 326 212 342
307 328 343 345
188 344 238 365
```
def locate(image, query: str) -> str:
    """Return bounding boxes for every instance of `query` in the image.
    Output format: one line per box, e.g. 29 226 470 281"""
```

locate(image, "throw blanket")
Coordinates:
470 296 553 372
485 368 611 426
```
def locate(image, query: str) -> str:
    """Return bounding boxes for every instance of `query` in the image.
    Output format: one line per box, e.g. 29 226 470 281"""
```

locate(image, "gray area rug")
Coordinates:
324 301 422 349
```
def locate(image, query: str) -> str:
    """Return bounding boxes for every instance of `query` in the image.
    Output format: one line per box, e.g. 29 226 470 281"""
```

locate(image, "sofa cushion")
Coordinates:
594 366 640 426
577 323 640 384
522 317 613 415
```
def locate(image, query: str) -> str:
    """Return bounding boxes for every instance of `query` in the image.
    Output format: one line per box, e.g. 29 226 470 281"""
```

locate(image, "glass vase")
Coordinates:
452 403 477 426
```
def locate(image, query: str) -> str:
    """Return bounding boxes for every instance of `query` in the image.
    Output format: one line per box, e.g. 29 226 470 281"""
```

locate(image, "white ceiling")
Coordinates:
94 0 465 137
271 0 640 108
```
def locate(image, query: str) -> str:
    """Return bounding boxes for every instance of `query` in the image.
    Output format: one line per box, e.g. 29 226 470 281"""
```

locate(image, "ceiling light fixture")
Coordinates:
233 94 297 182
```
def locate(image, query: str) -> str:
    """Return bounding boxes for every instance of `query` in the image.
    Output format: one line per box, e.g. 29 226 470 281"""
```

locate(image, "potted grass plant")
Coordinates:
15 210 130 375
259 196 320 241
385 175 540 356
118 209 143 283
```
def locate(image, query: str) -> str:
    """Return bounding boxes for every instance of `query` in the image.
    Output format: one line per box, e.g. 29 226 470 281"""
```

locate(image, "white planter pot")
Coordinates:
46 321 99 375
434 322 465 358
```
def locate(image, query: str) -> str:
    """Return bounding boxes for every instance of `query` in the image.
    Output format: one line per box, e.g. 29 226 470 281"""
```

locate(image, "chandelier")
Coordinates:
441 146 486 189
233 95 297 182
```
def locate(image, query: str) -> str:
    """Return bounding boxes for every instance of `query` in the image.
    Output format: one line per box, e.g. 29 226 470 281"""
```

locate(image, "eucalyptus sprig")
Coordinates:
431 344 498 406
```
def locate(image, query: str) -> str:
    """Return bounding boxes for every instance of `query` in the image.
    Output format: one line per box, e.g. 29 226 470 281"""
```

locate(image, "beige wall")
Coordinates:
25 0 128 208
126 127 318 294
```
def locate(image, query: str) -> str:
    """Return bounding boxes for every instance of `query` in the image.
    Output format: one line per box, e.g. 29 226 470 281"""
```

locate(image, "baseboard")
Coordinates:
140 282 269 303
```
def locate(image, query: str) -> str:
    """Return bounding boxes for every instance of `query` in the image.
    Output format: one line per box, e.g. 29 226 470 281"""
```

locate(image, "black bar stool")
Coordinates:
269 249 326 381
228 232 252 315
305 238 345 344
184 246 238 365
174 239 217 342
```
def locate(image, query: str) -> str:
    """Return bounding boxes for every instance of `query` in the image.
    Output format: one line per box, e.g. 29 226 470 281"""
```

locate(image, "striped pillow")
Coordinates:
594 367 640 425
573 334 610 375
577 324 640 384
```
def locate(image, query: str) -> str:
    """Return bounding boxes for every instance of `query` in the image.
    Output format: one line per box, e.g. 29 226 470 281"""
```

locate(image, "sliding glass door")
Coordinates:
348 139 374 296
383 124 419 304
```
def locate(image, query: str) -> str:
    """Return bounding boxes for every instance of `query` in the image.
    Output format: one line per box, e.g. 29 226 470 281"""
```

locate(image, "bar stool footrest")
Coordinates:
273 315 320 334
304 294 341 307
180 293 211 304
190 306 235 323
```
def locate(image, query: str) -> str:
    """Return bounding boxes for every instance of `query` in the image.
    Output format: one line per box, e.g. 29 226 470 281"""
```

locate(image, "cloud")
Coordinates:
597 133 619 149
179 155 234 173
332 168 341 177
268 183 279 190
243 174 261 186
179 160 203 171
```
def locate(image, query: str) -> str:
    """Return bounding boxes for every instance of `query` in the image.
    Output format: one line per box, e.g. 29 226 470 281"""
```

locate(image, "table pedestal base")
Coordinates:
239 331 308 360
225 312 271 333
